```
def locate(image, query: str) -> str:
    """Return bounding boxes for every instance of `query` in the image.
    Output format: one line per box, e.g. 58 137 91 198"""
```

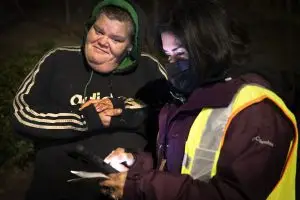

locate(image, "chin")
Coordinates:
89 62 116 74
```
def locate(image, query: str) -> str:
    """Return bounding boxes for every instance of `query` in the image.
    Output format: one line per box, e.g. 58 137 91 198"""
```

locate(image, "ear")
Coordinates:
127 45 133 52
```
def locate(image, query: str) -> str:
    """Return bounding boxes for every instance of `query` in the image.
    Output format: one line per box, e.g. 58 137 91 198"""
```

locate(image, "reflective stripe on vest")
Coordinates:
181 84 298 200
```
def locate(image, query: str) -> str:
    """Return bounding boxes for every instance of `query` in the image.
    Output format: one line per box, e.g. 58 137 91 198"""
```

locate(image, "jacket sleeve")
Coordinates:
135 53 172 154
80 96 150 131
12 49 92 140
123 100 294 200
129 151 154 172
110 97 149 129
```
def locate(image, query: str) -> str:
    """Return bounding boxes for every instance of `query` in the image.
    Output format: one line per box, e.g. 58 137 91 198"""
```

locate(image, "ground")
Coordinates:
0 164 33 200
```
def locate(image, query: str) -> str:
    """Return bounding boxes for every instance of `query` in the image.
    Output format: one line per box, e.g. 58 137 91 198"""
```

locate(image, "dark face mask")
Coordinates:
165 60 198 95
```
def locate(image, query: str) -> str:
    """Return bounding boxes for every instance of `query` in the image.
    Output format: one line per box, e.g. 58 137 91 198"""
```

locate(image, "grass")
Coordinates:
0 41 55 172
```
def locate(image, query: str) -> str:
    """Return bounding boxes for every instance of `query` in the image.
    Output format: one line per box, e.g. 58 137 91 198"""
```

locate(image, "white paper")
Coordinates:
67 170 110 182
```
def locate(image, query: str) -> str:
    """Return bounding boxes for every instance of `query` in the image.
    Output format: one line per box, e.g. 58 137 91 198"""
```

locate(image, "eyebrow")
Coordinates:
163 45 185 53
93 24 102 31
111 34 126 41
94 25 127 41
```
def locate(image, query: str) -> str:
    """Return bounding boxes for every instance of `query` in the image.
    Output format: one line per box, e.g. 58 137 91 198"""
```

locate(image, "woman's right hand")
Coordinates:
104 148 135 172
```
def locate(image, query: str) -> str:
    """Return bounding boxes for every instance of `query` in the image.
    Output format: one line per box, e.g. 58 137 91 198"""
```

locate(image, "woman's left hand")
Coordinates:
99 172 128 200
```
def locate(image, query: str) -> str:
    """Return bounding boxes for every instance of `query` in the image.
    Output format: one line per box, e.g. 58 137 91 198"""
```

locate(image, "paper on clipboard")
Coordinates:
67 170 110 182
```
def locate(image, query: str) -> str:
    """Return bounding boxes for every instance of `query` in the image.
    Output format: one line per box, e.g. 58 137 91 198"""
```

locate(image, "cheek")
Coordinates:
110 43 128 56
86 31 98 43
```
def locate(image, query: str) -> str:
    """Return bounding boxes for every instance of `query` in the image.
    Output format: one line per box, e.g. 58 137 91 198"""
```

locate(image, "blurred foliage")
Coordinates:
0 41 55 171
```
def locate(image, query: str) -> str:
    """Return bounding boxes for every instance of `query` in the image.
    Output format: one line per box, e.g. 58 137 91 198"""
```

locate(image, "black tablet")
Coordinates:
68 145 119 174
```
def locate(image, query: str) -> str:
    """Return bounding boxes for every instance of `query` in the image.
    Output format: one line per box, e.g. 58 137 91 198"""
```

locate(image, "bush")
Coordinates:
0 41 55 170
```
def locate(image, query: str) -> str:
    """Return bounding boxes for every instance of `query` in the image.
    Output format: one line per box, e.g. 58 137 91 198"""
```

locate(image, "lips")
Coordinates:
93 45 109 54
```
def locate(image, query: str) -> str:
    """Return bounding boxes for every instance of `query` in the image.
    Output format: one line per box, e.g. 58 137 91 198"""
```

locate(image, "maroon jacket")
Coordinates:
123 74 294 200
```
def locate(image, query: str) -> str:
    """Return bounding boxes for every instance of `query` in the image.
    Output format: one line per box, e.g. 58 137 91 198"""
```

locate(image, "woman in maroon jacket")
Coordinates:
99 0 297 199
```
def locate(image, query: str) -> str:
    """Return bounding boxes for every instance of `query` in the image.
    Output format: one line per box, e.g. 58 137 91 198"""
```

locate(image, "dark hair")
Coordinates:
98 6 134 38
157 0 250 84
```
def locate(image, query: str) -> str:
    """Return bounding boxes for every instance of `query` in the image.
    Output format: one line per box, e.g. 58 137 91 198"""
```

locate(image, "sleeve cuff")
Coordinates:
123 152 153 200
110 107 148 129
110 97 126 110
127 152 154 179
123 153 143 200
80 104 103 131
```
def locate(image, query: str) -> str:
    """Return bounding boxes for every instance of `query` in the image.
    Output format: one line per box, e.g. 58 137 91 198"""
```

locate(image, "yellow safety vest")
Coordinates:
181 84 298 200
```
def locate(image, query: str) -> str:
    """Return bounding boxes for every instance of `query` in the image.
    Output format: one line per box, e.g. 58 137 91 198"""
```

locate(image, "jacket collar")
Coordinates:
179 73 270 112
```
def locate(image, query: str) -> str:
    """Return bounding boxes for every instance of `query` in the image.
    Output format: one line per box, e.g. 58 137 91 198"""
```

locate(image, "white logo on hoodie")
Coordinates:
70 92 102 105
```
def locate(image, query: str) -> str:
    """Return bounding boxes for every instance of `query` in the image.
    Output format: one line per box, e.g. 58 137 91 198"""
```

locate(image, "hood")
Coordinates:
228 61 295 110
83 0 146 73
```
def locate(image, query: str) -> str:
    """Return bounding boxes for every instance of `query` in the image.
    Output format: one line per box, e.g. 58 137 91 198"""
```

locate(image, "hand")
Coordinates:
99 172 128 200
79 99 122 127
104 148 135 172
98 108 122 127
79 98 113 112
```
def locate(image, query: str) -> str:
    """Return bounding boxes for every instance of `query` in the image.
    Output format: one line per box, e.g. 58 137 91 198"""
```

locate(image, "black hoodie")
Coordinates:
12 1 170 199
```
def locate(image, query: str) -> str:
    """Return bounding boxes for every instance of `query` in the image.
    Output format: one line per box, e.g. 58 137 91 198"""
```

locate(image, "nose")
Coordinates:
97 35 109 47
168 54 177 63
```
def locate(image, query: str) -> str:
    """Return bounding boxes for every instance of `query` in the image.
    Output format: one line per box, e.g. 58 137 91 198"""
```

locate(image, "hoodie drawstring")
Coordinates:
83 70 94 100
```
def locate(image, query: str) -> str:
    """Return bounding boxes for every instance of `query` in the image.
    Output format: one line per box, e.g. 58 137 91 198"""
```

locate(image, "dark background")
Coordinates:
0 0 300 199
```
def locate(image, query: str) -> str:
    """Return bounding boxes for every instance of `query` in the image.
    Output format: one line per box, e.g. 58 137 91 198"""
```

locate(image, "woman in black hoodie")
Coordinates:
12 0 170 199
